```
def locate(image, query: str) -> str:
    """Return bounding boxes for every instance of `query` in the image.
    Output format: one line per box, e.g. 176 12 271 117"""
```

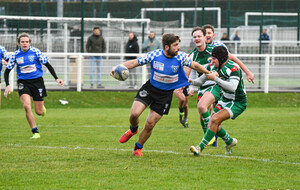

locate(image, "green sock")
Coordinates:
200 120 206 133
201 110 211 131
199 129 216 152
216 127 233 145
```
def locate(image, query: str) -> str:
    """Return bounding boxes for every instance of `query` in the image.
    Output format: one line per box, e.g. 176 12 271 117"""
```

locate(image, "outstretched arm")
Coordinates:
228 53 254 83
190 61 210 75
110 59 139 78
44 62 63 86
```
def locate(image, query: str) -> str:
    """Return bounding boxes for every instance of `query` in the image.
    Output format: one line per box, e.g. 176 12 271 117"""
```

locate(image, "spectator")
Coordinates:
70 25 81 52
259 29 270 53
142 32 161 79
233 31 241 50
220 33 230 48
125 32 139 88
86 26 106 88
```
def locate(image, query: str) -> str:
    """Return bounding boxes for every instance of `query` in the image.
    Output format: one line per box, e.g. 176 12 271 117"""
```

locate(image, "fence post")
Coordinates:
264 55 270 93
77 54 82 92
64 23 68 84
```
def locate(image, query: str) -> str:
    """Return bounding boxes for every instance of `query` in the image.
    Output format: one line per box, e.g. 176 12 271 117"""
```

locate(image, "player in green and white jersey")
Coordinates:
185 27 221 146
190 46 247 155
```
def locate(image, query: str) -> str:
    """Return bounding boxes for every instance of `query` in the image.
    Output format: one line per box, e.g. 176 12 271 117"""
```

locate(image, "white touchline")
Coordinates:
8 144 299 165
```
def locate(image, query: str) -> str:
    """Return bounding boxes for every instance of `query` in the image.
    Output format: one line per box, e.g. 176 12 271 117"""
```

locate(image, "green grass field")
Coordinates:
0 92 299 189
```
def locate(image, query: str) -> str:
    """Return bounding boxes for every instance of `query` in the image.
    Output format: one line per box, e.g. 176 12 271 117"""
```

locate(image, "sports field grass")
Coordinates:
0 92 299 189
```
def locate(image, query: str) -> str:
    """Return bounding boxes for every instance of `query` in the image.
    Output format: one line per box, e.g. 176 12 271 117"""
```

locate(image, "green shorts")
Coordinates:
197 84 221 103
213 99 247 120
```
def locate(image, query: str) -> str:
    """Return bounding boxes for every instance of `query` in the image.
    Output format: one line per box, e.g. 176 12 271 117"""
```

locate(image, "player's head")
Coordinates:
162 33 181 57
191 26 206 49
211 46 228 70
93 26 101 36
17 32 31 52
203 24 215 45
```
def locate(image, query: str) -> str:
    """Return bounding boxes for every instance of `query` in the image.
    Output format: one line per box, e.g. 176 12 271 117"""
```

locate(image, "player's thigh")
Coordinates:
145 109 162 128
130 100 147 118
198 91 216 110
20 94 32 109
211 109 230 124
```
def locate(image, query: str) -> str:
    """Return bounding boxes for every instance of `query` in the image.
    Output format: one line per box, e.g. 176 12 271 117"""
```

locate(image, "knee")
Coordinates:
130 111 140 121
35 109 43 116
210 114 222 126
23 103 32 113
198 103 207 114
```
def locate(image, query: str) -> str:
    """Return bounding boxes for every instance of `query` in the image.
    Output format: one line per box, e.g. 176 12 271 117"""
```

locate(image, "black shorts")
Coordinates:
183 85 190 97
17 77 47 101
135 80 173 116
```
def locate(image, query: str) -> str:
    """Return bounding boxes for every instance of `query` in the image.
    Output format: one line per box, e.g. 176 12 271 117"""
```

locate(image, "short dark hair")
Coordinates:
203 24 215 33
191 26 206 36
162 33 180 49
93 26 100 30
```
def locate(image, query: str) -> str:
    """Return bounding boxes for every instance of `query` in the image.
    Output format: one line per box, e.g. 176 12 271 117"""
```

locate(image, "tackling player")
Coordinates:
110 33 210 156
190 46 247 155
4 32 63 139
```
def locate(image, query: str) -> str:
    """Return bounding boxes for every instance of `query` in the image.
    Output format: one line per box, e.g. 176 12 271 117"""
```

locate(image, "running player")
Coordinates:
190 46 247 155
0 45 10 83
110 33 210 156
4 32 63 139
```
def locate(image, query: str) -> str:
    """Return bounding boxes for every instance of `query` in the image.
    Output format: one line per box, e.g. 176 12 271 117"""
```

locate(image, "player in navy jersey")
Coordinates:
4 33 63 139
0 45 10 83
110 33 210 156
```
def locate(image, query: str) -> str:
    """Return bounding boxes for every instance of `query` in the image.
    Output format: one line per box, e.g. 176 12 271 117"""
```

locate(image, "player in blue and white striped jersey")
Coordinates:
111 33 210 157
4 33 63 139
0 45 10 83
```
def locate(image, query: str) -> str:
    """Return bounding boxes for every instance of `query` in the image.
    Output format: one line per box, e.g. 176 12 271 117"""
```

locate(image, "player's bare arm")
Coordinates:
228 53 254 83
110 59 139 78
190 61 210 74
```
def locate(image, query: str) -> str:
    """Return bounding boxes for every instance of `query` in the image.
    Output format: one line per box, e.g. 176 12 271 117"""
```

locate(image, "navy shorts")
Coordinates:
135 80 173 116
17 77 47 101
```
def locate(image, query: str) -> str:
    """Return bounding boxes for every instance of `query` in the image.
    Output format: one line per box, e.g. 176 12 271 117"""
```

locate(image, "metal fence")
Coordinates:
3 53 300 93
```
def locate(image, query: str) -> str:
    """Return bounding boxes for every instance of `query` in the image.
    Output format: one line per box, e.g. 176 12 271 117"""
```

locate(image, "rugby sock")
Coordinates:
216 127 233 145
130 125 138 133
31 127 39 134
179 107 184 113
199 129 216 152
201 110 211 130
200 120 206 133
134 142 143 150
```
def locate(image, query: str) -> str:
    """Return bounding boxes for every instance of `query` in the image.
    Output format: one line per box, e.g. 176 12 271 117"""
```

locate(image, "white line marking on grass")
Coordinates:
8 144 299 165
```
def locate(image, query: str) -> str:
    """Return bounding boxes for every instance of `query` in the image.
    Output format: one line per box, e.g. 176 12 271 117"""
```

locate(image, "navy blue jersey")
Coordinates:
138 49 192 90
0 46 10 76
7 46 48 80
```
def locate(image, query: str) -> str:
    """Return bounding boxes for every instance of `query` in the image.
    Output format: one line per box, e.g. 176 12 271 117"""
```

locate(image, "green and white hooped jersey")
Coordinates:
212 60 247 103
189 44 215 90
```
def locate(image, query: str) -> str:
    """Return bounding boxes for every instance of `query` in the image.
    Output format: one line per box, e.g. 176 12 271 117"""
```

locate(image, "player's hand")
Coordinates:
188 79 193 85
246 72 255 84
4 85 11 99
2 59 8 66
110 66 117 79
56 79 63 86
206 71 218 80
188 89 194 97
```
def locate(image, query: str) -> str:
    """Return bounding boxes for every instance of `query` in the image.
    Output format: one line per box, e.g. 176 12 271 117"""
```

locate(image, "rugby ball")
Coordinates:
113 64 129 81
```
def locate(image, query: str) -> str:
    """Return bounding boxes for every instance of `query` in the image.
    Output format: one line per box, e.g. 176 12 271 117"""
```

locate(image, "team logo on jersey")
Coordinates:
139 90 148 97
153 61 164 71
207 57 212 63
171 65 179 73
231 66 239 72
28 55 35 62
38 88 43 97
16 57 24 64
216 104 222 111
18 83 24 90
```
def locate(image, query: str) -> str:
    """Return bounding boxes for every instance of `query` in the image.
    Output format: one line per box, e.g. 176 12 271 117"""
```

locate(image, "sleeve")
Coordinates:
1 47 10 61
142 39 149 51
137 50 156 65
181 52 192 68
86 37 91 52
191 74 208 87
4 68 12 86
214 77 239 92
36 49 49 65
102 37 106 53
44 62 58 80
6 54 16 70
